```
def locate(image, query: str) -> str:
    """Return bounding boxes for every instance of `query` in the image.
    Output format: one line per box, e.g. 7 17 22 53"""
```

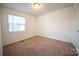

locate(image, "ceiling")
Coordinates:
0 3 73 16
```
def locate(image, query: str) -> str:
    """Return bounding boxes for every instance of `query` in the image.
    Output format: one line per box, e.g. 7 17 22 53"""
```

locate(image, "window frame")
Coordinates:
8 14 26 32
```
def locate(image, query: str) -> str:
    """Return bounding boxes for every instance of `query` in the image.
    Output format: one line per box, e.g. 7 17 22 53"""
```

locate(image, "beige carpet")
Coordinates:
3 36 78 56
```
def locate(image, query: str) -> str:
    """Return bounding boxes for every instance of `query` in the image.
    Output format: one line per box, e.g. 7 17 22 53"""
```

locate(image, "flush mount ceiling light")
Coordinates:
33 3 40 9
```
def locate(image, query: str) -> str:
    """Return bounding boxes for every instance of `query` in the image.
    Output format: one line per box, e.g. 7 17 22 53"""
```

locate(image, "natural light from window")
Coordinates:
8 15 25 32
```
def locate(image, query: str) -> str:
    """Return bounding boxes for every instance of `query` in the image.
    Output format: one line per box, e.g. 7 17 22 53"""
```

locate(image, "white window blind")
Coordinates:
8 15 25 32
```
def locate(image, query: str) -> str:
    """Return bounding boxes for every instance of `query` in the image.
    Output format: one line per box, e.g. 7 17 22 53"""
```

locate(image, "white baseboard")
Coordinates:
37 34 71 43
3 35 36 46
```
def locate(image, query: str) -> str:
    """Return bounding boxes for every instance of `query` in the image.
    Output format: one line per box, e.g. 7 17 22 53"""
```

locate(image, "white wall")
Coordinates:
37 7 73 42
71 4 79 55
0 8 3 55
1 7 37 45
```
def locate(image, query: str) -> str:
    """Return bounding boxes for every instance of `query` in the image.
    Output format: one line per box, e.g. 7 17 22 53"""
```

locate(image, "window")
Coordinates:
8 15 25 32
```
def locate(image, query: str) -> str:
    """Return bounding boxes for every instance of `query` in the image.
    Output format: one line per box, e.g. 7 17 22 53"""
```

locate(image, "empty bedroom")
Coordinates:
0 3 79 56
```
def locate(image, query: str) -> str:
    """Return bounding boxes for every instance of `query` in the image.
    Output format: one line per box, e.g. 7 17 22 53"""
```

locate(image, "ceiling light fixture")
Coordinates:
33 3 40 9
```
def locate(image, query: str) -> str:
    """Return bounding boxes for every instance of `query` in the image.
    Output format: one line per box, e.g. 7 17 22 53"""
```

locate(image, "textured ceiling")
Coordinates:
0 3 73 16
